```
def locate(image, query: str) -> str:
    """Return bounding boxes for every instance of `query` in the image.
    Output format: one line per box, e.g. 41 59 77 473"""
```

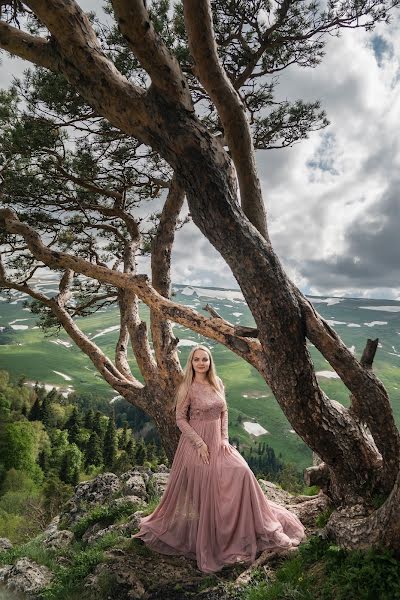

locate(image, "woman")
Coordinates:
132 345 305 573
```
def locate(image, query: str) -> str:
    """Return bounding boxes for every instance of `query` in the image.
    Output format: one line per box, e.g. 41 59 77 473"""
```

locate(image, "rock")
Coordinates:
84 560 146 599
1 558 53 597
258 480 293 505
42 529 74 550
151 473 169 496
0 564 12 583
60 472 122 527
42 516 60 537
0 538 13 550
156 464 170 473
124 511 145 533
122 474 148 500
121 467 151 485
85 523 127 546
113 495 145 509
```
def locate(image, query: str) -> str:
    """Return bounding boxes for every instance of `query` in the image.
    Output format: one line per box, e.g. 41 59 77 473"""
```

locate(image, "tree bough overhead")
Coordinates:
1 0 400 552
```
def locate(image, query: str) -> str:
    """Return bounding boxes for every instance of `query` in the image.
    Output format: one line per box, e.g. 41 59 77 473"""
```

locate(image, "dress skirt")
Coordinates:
132 414 305 573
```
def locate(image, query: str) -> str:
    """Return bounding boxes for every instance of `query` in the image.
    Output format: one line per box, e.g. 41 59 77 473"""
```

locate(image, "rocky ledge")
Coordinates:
0 467 326 600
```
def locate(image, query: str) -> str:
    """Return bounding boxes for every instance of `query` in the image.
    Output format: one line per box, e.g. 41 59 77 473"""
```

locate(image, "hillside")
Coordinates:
1 281 399 472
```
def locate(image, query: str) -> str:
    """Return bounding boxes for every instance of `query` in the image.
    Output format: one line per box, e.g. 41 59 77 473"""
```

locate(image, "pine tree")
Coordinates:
93 410 104 439
84 408 94 429
118 422 129 449
40 396 52 427
135 438 147 466
29 397 42 421
103 414 117 470
85 431 103 469
65 406 81 445
126 438 136 463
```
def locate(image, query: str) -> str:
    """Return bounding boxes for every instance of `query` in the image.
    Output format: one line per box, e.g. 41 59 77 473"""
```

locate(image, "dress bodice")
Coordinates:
175 378 229 448
188 382 225 421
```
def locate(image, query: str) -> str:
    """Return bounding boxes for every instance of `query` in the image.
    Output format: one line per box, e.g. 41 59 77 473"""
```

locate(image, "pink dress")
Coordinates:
132 380 305 573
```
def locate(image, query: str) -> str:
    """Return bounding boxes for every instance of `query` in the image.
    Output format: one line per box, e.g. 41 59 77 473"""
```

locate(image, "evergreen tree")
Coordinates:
40 396 52 428
28 397 41 422
126 438 136 463
93 410 104 439
135 438 147 466
103 414 117 470
64 406 81 445
60 444 82 485
118 422 129 450
84 408 94 430
85 431 103 469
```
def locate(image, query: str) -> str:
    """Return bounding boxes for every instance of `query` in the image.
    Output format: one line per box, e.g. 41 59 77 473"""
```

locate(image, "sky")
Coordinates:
0 2 399 300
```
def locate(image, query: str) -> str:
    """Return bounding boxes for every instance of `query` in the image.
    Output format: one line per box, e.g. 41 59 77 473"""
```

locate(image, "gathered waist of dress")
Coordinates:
189 407 222 421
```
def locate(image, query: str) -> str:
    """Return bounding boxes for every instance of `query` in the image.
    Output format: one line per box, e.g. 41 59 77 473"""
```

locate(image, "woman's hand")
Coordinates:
221 440 234 456
197 442 210 464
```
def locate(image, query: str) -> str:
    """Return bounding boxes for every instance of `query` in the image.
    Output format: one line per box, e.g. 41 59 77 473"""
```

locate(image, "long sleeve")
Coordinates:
219 378 229 442
176 389 204 449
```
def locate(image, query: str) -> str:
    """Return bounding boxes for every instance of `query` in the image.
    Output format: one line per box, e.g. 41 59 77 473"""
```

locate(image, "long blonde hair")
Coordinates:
173 345 226 413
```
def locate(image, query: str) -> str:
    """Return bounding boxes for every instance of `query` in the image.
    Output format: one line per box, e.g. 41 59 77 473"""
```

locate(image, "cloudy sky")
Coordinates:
0 2 399 300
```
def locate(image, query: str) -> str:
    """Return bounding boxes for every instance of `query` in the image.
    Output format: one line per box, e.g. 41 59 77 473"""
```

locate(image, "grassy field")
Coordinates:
1 285 399 472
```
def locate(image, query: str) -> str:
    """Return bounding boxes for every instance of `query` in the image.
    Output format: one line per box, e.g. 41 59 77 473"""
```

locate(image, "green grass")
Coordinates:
240 536 400 600
71 500 143 540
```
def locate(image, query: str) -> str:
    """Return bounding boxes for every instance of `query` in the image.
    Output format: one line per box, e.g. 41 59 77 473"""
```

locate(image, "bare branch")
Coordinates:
150 174 184 380
0 207 263 369
0 20 59 70
111 0 193 111
184 0 268 239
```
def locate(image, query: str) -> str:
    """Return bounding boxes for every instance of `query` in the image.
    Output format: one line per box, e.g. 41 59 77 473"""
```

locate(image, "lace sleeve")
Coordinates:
219 378 229 442
176 389 204 449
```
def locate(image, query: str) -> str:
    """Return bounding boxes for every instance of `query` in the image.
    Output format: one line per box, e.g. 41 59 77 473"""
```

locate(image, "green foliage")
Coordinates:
315 508 334 528
103 414 117 470
239 536 400 600
0 420 43 481
72 500 140 540
39 543 107 600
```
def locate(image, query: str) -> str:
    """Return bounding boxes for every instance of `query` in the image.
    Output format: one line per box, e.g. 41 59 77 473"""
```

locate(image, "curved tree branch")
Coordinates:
183 0 268 239
0 21 59 70
111 0 193 111
150 174 184 382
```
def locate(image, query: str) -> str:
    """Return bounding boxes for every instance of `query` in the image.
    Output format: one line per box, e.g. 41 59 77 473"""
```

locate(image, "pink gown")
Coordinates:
132 380 305 573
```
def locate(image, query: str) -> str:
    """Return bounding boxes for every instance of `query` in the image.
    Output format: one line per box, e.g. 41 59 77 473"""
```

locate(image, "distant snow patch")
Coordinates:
243 421 269 436
177 339 198 347
110 395 123 403
316 371 340 379
91 325 120 339
53 370 73 381
309 297 343 306
50 339 73 348
9 319 29 324
359 306 400 312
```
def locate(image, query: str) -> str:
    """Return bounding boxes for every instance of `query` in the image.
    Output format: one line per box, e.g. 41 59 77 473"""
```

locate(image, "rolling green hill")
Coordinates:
1 282 399 472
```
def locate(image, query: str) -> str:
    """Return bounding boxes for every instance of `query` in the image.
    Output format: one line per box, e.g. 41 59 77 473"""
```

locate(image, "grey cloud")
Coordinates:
299 181 400 290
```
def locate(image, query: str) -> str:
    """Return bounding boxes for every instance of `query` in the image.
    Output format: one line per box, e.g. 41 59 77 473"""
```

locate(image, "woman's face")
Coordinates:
192 349 211 374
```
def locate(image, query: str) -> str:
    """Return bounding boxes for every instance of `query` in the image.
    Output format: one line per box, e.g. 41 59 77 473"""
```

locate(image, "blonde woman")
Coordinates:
132 345 305 573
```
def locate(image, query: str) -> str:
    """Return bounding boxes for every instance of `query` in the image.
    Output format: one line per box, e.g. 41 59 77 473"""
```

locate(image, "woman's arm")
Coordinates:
218 377 229 442
176 390 205 449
